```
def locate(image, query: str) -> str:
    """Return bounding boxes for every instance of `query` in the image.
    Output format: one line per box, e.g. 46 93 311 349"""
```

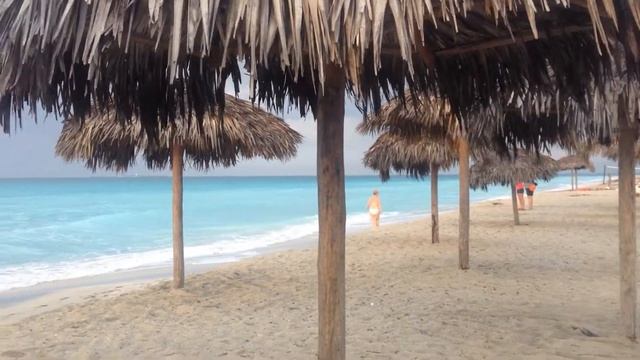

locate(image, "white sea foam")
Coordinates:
0 210 421 291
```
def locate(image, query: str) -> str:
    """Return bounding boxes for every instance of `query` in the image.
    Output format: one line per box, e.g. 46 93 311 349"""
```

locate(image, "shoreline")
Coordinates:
0 234 316 324
0 190 518 302
0 180 605 312
0 179 604 325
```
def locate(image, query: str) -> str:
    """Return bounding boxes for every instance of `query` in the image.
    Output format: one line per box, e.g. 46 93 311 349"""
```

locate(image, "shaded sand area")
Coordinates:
1 187 639 359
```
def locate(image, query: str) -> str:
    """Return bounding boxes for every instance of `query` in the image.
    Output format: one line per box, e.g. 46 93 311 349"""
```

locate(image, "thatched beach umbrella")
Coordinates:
557 155 596 191
363 131 457 244
2 1 640 350
361 91 576 257
359 94 473 262
471 152 558 225
56 96 302 289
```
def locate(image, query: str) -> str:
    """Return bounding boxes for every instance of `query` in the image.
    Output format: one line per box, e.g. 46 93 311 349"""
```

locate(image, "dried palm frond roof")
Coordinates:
470 151 559 190
1 1 638 133
363 132 457 181
358 94 459 137
596 126 640 160
599 143 640 161
55 96 302 172
359 91 595 155
466 75 640 151
557 155 596 172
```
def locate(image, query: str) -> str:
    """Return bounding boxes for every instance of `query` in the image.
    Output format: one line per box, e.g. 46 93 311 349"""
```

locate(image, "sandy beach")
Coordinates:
1 186 639 359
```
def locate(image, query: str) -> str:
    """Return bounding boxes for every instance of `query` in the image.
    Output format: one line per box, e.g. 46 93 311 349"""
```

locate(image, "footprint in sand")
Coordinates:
1 350 26 358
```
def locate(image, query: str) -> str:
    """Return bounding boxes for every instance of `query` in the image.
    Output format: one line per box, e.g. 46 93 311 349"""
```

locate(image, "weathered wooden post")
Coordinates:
431 164 440 244
571 169 576 191
510 182 520 225
617 97 637 340
172 142 185 289
459 138 470 270
317 63 346 360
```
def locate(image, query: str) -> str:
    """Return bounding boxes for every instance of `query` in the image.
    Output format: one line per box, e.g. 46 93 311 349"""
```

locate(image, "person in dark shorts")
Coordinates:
515 182 525 210
526 181 538 210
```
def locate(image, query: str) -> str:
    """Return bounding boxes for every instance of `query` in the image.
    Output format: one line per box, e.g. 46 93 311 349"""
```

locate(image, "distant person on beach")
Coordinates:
526 181 538 210
367 190 382 228
515 182 526 210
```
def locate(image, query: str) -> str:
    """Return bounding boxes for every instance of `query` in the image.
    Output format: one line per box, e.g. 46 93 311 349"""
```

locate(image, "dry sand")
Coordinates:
1 187 639 359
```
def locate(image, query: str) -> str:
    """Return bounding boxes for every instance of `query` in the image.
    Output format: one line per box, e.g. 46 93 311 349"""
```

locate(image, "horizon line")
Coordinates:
0 171 600 180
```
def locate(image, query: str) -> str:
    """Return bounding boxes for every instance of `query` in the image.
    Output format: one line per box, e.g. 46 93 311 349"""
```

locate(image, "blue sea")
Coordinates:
0 174 603 291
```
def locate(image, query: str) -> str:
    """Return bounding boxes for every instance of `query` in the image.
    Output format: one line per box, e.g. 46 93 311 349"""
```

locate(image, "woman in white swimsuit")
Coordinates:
367 189 382 228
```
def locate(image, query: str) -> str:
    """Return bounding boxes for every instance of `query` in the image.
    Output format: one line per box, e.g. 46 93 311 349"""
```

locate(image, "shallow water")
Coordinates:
0 174 602 291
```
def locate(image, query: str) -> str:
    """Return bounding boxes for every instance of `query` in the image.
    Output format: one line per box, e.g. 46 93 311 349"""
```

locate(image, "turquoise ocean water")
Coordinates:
0 174 602 291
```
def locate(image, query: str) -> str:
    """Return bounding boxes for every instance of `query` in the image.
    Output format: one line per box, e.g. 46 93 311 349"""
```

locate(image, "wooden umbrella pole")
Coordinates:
569 169 572 190
511 182 520 225
576 169 579 190
618 98 637 340
571 169 575 191
171 142 185 289
317 64 346 360
431 164 440 244
569 169 573 191
458 138 470 270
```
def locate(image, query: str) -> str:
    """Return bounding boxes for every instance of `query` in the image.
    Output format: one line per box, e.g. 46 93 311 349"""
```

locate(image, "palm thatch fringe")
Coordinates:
464 76 640 152
557 155 596 172
55 96 302 171
359 93 459 137
358 90 593 157
1 1 638 133
363 132 456 181
470 151 559 190
599 143 640 161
